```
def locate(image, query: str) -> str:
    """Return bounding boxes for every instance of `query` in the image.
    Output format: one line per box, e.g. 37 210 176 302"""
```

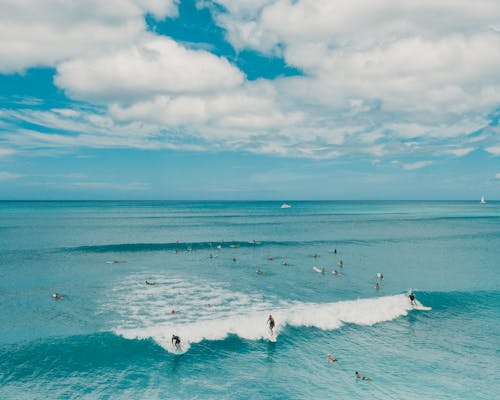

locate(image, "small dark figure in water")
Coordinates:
334 249 337 254
53 293 63 300
327 354 338 363
355 371 372 381
145 280 155 285
375 283 380 290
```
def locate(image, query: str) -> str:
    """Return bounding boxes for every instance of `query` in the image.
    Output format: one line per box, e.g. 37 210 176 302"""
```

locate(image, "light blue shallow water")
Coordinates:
0 201 498 399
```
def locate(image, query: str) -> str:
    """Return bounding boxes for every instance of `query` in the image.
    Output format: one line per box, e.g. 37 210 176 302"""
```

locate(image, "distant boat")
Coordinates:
280 203 292 209
480 195 486 204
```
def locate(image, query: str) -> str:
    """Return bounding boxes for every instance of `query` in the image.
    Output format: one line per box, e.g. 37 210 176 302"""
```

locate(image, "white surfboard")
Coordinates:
413 305 432 311
267 329 277 342
313 266 325 274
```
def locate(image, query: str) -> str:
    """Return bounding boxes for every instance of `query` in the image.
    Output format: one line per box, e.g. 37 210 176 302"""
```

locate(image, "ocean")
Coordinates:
0 200 498 399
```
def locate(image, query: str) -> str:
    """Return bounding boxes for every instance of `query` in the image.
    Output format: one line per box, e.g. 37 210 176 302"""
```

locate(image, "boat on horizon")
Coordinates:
480 195 486 204
280 203 292 209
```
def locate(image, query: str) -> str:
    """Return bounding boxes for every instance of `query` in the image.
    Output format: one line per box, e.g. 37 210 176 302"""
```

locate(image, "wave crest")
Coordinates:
105 275 412 353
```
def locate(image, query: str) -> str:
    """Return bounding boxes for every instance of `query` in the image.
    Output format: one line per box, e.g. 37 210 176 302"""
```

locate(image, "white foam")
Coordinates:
105 274 412 353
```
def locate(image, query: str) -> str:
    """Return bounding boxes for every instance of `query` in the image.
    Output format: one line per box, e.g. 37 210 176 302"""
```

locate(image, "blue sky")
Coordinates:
0 0 499 200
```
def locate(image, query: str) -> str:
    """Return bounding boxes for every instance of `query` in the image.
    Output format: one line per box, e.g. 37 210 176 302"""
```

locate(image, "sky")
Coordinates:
0 0 499 200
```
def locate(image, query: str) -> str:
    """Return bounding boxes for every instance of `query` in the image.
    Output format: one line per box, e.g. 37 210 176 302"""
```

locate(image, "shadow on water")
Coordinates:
266 341 277 362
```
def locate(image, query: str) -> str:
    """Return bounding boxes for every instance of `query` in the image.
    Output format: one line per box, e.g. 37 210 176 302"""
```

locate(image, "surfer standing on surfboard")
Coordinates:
267 315 275 335
172 334 181 350
409 291 417 306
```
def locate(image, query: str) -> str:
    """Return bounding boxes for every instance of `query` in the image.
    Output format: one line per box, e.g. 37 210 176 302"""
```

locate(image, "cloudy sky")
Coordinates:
0 0 499 200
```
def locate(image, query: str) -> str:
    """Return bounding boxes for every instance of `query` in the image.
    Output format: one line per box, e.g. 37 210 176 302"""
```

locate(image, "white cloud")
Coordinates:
0 148 17 157
55 35 244 102
0 0 179 73
0 0 499 162
402 160 433 170
486 145 500 155
0 171 23 180
443 147 475 157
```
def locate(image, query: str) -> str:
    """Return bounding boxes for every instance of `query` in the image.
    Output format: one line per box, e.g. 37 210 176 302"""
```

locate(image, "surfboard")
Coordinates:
267 329 277 342
170 345 188 355
313 266 325 273
413 305 432 311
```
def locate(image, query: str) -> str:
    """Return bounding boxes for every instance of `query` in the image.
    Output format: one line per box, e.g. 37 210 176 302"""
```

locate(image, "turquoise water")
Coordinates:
0 201 498 399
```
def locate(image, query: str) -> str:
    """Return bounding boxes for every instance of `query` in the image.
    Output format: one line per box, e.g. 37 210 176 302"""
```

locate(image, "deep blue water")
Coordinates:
0 201 498 399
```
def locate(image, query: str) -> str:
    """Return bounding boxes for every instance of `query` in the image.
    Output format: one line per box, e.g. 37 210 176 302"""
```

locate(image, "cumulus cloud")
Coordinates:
55 35 245 102
0 0 179 73
0 0 499 162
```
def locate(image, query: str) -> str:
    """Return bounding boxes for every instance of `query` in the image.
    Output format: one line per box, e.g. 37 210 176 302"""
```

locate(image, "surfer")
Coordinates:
377 272 384 280
334 248 337 254
172 334 181 350
375 283 380 290
256 269 265 275
338 260 344 268
409 291 417 306
267 315 275 334
355 371 372 381
145 280 155 285
327 354 338 363
53 293 63 300
333 269 340 275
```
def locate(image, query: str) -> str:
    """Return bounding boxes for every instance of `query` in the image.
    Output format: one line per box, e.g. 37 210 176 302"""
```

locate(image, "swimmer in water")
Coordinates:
355 371 372 381
53 293 63 300
256 269 265 275
145 280 155 285
375 282 380 290
327 354 338 363
377 272 384 280
338 260 344 268
333 269 341 275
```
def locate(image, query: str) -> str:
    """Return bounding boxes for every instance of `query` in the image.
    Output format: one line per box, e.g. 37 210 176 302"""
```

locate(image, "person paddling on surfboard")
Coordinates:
355 371 372 381
172 334 181 350
409 291 417 306
267 315 275 335
327 354 338 363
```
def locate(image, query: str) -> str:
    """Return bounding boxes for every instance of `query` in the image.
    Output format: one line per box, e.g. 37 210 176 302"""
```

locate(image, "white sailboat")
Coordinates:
480 195 486 204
